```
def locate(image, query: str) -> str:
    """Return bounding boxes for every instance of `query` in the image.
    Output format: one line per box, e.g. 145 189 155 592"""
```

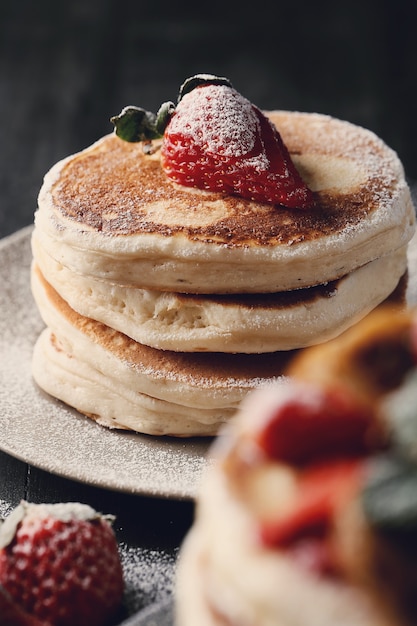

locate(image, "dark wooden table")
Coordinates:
1 1 417 623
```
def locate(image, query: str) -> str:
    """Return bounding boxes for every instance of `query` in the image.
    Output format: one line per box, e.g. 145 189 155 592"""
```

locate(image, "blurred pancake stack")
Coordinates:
30 76 415 436
176 305 417 625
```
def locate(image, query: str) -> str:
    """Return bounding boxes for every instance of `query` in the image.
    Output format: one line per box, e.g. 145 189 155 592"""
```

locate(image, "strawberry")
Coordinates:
0 501 124 626
161 75 315 208
253 382 381 465
259 459 364 547
0 584 44 625
259 460 365 578
259 460 364 580
111 74 315 209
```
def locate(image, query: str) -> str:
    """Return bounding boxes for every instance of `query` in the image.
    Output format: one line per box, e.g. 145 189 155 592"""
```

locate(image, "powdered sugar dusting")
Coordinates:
0 500 14 520
0 228 208 500
120 543 176 613
272 111 403 194
171 85 268 165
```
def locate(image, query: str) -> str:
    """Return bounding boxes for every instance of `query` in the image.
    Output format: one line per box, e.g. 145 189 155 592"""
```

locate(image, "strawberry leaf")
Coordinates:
111 105 162 142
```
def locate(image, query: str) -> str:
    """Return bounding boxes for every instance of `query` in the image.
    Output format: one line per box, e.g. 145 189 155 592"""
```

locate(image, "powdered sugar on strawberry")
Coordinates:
168 84 268 166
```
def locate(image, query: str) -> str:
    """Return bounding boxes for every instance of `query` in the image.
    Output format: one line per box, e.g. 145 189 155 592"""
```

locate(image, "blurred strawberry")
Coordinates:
0 583 44 625
260 459 364 548
253 382 380 465
0 501 124 626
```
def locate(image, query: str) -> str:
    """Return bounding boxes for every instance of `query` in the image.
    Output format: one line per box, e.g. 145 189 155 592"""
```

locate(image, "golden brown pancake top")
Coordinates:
50 112 399 248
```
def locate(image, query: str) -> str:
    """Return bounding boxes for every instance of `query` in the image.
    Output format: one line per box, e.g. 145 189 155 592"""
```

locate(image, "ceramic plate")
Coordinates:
0 226 209 500
120 598 173 626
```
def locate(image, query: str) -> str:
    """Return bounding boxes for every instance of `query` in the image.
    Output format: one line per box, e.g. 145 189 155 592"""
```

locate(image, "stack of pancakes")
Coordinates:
31 111 415 436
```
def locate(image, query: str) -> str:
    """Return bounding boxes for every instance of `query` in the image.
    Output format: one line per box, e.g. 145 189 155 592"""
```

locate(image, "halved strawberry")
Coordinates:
111 74 315 209
260 459 364 550
253 382 381 466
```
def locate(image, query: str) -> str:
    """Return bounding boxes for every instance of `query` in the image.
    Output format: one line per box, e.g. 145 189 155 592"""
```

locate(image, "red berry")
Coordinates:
260 459 364 549
255 382 378 465
0 502 124 626
0 584 44 625
160 82 314 209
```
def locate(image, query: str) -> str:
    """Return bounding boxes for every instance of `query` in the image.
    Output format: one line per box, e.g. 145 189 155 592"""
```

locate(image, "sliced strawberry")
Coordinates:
255 382 379 465
260 459 364 549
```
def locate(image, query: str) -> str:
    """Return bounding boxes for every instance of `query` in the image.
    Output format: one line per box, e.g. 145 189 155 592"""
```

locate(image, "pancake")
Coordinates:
176 307 417 624
176 477 394 626
34 111 415 295
31 105 415 437
31 265 296 436
32 230 408 353
286 304 417 403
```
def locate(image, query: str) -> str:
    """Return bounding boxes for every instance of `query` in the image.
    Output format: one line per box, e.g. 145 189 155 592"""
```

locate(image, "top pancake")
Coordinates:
35 111 415 294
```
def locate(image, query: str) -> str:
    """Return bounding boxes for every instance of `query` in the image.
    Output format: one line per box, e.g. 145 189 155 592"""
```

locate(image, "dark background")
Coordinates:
1 0 417 239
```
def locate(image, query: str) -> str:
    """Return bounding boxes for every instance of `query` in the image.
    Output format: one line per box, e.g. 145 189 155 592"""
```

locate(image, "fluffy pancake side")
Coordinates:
34 111 415 294
31 266 298 435
32 330 229 436
32 231 408 353
176 446 393 626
